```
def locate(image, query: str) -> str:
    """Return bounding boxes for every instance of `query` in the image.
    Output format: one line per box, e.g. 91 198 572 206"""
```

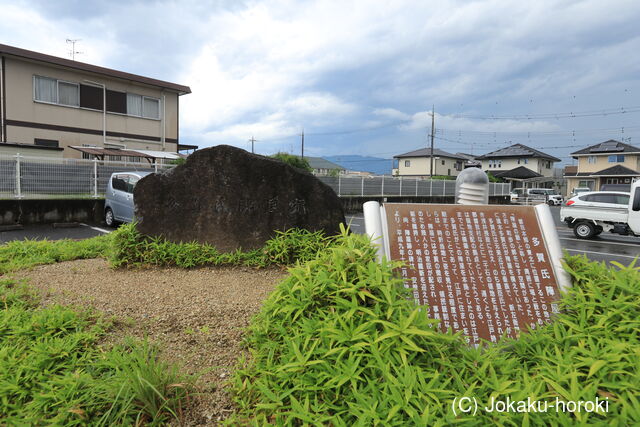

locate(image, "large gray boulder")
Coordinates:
134 145 345 252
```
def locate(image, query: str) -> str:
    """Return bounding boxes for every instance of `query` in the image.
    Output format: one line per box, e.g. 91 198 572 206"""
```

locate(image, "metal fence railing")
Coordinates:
0 154 512 200
0 154 174 200
317 175 511 198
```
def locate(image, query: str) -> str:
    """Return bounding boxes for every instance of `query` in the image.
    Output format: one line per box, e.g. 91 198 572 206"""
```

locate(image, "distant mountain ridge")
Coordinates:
324 155 393 176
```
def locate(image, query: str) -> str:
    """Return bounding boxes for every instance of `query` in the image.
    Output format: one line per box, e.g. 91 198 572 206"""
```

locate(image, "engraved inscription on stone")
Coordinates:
384 204 560 346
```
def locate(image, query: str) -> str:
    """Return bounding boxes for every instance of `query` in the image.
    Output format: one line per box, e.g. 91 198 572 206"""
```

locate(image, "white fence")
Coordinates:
317 175 511 198
0 154 174 200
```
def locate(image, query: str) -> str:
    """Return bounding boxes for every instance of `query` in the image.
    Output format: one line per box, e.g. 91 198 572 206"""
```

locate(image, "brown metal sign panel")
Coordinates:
382 203 561 346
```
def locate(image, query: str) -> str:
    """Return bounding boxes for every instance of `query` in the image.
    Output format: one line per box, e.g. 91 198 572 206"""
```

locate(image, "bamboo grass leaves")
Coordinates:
231 234 640 425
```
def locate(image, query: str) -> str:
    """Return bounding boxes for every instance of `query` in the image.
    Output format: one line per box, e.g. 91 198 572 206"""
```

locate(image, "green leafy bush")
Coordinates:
0 235 111 274
0 279 192 425
109 223 334 268
270 152 313 172
229 233 640 425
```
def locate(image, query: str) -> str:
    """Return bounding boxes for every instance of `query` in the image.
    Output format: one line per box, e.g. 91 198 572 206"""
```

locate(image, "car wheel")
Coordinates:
105 208 116 227
573 221 596 239
547 200 554 206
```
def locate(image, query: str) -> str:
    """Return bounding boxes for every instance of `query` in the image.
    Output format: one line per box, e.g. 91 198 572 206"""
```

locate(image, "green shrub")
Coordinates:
229 233 640 425
109 223 334 268
270 152 313 172
0 235 111 274
0 279 192 425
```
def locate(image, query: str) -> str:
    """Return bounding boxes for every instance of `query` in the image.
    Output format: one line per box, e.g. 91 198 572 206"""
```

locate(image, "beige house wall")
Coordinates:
397 156 463 176
3 57 180 158
480 158 555 177
0 145 63 159
575 154 640 173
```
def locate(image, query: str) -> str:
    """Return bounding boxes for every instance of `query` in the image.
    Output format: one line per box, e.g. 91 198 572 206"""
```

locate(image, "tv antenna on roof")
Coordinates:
66 38 83 61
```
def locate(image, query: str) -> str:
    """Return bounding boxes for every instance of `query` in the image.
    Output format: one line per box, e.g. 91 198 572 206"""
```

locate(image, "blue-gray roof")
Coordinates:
475 143 560 162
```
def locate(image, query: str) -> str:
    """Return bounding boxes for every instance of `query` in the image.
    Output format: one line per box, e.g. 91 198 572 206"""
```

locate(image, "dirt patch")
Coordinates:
13 258 288 425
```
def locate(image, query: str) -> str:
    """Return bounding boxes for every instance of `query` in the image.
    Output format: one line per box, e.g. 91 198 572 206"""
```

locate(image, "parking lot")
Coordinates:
346 206 640 267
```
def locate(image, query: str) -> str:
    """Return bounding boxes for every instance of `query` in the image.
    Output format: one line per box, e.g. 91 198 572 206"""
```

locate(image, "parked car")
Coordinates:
564 191 630 209
104 171 152 226
510 188 563 205
561 188 638 239
570 187 592 198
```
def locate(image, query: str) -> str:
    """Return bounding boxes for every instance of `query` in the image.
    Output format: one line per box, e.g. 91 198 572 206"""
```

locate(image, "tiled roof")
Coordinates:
571 140 640 156
394 148 467 160
490 166 543 179
303 156 345 170
475 143 560 161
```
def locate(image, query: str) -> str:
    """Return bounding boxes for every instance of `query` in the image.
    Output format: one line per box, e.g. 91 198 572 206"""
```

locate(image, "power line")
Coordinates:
449 106 640 121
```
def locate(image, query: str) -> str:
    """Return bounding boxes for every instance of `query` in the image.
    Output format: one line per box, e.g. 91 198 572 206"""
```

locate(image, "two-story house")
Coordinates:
475 143 560 188
563 140 640 193
394 148 466 177
0 43 191 159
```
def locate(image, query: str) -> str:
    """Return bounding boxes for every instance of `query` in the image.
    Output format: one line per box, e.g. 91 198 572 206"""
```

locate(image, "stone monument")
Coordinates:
134 145 345 252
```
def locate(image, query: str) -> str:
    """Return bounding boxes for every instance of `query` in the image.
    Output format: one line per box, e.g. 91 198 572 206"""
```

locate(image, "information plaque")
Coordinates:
364 203 571 346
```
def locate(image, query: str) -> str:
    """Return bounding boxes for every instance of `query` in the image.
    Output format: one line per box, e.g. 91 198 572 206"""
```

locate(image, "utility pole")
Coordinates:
301 129 305 159
249 136 256 153
429 105 435 178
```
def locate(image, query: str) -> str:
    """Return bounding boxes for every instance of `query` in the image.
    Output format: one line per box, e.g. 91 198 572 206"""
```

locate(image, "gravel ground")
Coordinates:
13 258 288 425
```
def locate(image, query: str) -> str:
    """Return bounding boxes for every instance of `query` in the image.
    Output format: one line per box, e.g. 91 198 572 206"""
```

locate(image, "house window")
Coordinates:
34 76 57 103
34 75 160 119
608 155 625 163
58 81 79 106
441 160 445 166
106 90 127 114
127 94 143 116
81 144 98 160
587 156 597 164
404 160 410 167
143 97 160 119
34 138 59 148
578 180 595 189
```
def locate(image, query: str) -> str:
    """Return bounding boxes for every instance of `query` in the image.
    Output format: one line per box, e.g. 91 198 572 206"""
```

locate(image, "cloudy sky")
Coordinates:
2 0 640 164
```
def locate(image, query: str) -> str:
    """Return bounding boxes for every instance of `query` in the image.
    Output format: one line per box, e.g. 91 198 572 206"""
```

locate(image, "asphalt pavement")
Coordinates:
346 205 640 267
0 223 111 244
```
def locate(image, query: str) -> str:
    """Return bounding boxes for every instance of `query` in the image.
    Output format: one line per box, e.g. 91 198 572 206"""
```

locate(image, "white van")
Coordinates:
104 171 152 226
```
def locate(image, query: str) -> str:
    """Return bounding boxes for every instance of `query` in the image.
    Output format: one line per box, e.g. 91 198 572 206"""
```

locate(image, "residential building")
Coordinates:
475 143 560 188
304 156 346 176
0 43 191 159
564 139 640 193
455 152 481 168
394 148 466 177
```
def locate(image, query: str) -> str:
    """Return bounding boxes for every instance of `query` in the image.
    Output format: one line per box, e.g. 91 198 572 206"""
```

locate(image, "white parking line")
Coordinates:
80 223 111 234
559 237 640 248
565 248 638 260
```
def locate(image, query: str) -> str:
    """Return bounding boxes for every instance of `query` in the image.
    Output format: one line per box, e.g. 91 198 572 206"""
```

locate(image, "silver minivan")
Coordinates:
104 171 152 226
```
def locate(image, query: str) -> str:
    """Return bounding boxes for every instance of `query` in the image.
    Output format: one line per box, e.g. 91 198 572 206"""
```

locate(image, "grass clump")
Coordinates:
0 235 110 274
0 278 192 425
229 232 640 425
109 223 335 268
